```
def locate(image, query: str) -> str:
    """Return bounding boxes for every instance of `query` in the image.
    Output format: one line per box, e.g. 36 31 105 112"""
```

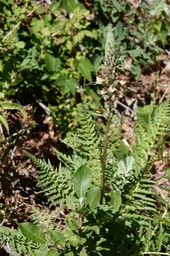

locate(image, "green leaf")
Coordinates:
136 105 157 127
37 247 52 256
45 54 61 73
86 187 101 210
56 75 78 95
30 18 45 34
15 41 25 49
66 195 77 209
112 0 124 11
0 0 9 5
50 230 65 244
73 165 92 198
0 102 27 121
50 2 60 13
127 49 145 57
47 249 60 256
67 78 77 96
19 222 46 244
61 0 84 14
117 156 134 177
0 112 9 133
65 252 74 256
110 191 122 211
78 58 94 82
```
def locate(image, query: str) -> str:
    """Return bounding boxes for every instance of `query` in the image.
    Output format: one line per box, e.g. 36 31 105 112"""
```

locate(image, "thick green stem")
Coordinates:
100 100 113 204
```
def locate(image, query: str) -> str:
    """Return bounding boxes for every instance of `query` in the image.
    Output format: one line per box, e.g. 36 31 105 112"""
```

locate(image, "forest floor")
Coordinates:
0 51 170 228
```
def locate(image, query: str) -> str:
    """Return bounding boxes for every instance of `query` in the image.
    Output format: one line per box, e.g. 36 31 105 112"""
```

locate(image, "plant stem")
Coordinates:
100 99 112 204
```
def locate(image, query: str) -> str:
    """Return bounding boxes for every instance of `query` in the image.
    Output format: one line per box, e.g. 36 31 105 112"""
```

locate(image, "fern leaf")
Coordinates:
24 151 73 205
133 98 170 176
0 226 39 255
56 103 102 186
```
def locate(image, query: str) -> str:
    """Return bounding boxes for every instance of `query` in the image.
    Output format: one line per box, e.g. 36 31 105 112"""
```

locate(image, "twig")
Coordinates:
2 21 21 42
2 4 40 42
142 252 170 255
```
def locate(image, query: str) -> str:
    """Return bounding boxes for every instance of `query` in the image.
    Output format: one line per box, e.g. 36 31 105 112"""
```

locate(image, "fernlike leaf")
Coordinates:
0 102 27 121
19 222 46 244
73 165 92 198
0 112 9 133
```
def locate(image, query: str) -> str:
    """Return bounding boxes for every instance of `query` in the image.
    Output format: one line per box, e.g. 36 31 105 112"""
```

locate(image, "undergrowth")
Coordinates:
0 24 170 256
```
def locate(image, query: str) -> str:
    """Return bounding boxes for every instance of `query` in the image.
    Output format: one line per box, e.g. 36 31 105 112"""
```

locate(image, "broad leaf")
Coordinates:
50 230 65 244
78 58 94 82
86 187 101 210
47 249 60 256
0 0 9 5
19 222 46 244
61 0 84 14
56 75 78 96
37 247 52 256
66 195 77 209
117 156 134 177
110 191 122 211
45 54 61 73
112 0 124 11
73 165 92 198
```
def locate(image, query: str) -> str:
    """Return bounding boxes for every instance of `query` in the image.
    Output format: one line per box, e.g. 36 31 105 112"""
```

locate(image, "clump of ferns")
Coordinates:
0 24 170 255
96 25 170 245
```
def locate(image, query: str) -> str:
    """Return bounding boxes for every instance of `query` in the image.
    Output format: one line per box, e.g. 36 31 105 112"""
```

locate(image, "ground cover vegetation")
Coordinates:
0 0 170 255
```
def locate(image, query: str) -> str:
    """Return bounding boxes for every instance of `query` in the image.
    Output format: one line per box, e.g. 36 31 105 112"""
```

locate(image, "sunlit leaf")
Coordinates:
73 165 92 198
0 102 27 121
110 191 122 211
0 112 9 133
19 222 46 244
78 58 94 82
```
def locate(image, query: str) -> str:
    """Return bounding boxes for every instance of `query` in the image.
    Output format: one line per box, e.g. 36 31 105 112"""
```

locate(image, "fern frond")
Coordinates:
122 178 157 226
0 226 39 255
56 103 102 186
133 98 170 177
24 151 73 206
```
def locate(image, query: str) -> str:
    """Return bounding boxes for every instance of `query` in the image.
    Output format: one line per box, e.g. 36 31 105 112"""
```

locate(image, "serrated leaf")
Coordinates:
56 75 78 95
45 54 61 73
78 58 94 82
73 165 92 198
19 222 46 244
110 191 122 211
86 187 100 210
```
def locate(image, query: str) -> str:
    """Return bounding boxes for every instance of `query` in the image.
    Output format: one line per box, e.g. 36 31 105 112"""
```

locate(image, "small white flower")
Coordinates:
96 76 105 84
